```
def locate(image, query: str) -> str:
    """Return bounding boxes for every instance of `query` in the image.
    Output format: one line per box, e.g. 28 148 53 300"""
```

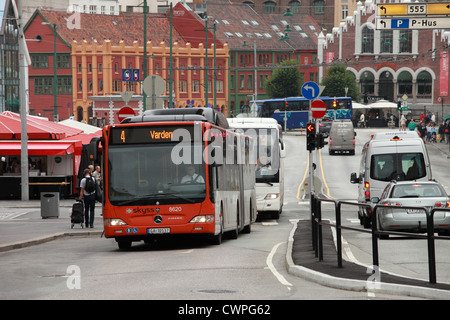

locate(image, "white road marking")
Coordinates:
266 242 293 287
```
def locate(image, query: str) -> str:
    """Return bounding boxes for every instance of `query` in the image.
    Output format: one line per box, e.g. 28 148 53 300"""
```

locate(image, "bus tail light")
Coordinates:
104 218 128 226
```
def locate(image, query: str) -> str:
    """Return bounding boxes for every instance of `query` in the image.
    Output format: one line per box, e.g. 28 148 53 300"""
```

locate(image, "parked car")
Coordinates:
318 115 332 136
372 180 450 238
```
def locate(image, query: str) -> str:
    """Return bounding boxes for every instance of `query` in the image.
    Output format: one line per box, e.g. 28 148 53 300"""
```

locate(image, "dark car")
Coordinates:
318 115 332 136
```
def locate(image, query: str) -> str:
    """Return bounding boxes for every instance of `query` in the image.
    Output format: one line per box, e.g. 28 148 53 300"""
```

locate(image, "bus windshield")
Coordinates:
253 128 280 183
108 143 206 205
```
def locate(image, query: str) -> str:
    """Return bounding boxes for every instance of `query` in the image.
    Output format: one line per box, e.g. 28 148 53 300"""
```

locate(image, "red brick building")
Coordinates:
319 2 449 120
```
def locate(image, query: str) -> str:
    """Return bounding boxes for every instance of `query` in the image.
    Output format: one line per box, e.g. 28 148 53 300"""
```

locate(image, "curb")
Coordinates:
0 230 103 253
286 219 450 300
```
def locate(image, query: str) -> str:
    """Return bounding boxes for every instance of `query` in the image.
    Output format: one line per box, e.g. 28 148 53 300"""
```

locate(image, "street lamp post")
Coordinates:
52 24 57 121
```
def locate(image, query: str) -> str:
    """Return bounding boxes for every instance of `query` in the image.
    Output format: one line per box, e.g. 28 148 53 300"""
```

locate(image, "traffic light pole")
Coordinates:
309 100 314 212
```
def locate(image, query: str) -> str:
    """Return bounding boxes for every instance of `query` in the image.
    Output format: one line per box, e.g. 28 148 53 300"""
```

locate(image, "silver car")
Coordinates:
374 181 450 238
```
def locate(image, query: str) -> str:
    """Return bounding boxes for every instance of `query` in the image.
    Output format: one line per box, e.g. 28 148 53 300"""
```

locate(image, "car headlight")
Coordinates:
190 215 214 223
265 193 279 200
104 218 128 226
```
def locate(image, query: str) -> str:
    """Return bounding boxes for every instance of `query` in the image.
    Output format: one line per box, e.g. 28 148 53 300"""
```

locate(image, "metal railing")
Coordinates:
310 193 450 284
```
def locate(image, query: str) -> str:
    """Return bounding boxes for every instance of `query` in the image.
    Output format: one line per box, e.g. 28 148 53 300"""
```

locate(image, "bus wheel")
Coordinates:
228 204 239 239
242 202 252 234
211 208 223 245
117 240 132 250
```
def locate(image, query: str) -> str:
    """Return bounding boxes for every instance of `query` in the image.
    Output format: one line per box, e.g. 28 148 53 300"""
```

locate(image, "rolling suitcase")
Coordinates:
71 200 84 229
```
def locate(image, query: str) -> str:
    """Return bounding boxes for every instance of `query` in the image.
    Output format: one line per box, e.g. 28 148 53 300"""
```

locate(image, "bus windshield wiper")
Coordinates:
115 192 195 205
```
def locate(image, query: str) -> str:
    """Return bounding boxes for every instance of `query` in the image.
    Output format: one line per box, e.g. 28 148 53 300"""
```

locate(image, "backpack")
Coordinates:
84 177 96 193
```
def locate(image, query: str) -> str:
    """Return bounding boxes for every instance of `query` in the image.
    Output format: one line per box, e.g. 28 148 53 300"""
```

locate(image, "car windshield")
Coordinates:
371 153 426 181
391 184 446 198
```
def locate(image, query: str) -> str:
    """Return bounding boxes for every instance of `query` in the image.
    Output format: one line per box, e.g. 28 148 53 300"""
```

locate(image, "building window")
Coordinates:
417 71 432 95
99 79 103 92
216 80 224 92
192 80 200 92
34 77 53 94
398 71 412 95
380 30 393 53
57 77 72 95
341 5 348 19
56 54 70 68
314 0 325 14
361 71 375 94
247 74 253 90
31 54 48 69
230 75 235 90
399 30 412 53
179 80 187 92
264 1 275 13
239 75 245 89
361 26 374 53
112 80 121 92
289 1 300 13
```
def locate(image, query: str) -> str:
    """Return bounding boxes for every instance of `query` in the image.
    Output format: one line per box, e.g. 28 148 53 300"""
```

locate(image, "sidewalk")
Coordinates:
0 200 102 252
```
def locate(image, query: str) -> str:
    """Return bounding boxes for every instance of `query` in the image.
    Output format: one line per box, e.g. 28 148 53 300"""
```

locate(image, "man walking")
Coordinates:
79 168 96 228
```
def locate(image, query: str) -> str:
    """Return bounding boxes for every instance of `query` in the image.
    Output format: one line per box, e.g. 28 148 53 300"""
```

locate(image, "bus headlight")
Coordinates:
104 218 128 226
265 193 279 200
190 215 214 223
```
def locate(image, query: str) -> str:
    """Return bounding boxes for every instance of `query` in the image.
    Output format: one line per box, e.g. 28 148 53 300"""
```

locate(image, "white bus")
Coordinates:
228 118 285 219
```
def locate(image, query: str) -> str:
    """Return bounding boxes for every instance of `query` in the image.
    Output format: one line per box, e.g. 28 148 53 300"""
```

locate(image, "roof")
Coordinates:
59 119 102 134
0 111 83 140
185 1 319 51
26 9 186 47
0 141 76 156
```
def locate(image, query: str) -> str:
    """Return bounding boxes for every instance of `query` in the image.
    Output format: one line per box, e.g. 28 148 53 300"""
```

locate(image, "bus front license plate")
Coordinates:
147 228 170 234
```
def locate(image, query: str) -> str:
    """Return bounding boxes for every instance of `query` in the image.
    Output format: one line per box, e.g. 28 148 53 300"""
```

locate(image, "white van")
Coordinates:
350 131 432 227
328 119 356 155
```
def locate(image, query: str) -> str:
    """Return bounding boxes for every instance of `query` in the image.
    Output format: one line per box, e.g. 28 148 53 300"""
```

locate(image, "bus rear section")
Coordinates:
98 108 255 249
350 131 432 227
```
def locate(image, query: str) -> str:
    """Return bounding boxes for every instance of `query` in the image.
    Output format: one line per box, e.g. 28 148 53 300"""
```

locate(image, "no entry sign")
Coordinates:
118 106 135 122
311 100 327 119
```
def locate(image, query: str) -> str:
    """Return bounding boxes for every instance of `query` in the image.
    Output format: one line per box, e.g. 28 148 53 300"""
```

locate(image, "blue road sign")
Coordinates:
122 69 140 82
391 19 409 29
301 81 320 100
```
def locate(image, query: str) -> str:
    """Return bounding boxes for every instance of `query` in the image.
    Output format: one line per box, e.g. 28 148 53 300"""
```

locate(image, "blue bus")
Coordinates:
257 96 353 129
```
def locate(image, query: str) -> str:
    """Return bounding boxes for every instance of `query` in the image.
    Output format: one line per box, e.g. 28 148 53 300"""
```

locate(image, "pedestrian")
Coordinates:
420 112 425 122
408 119 416 131
445 120 450 144
417 121 426 142
79 168 96 228
400 114 406 131
425 122 432 142
431 112 436 124
438 121 445 142
88 164 94 176
92 165 102 188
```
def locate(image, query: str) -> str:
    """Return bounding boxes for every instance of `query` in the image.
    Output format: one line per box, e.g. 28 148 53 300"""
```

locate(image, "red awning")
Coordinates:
0 141 75 156
0 112 83 140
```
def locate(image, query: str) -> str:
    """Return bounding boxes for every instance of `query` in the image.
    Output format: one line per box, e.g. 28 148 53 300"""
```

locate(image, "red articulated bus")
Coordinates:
89 108 256 249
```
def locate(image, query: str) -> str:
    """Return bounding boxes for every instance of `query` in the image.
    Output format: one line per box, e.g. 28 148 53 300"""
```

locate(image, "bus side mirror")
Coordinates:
280 142 286 158
87 137 101 163
350 172 359 184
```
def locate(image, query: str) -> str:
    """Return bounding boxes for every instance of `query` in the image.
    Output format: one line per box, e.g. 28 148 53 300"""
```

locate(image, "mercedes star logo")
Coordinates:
154 215 163 224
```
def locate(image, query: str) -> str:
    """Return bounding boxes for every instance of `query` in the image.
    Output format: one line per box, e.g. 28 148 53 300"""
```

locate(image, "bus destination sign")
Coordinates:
110 125 198 145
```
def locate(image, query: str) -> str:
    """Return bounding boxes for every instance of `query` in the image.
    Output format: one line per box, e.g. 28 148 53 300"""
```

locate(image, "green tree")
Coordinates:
320 65 360 102
265 60 302 98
